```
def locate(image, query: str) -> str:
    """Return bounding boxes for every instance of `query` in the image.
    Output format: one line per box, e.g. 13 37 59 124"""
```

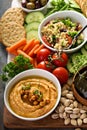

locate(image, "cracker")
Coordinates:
75 0 80 4
1 7 25 26
81 0 87 17
0 19 2 42
2 22 26 47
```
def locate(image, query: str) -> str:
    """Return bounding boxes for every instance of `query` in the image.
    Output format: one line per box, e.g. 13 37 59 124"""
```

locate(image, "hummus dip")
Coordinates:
9 76 58 118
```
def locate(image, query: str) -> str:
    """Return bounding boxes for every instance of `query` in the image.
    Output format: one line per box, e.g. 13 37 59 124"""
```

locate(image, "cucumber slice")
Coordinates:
81 47 87 55
84 43 87 50
25 22 40 32
26 30 39 41
67 59 75 74
25 12 44 24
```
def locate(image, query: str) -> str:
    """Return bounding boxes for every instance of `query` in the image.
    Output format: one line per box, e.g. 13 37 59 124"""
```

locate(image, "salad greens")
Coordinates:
0 55 33 81
46 0 82 16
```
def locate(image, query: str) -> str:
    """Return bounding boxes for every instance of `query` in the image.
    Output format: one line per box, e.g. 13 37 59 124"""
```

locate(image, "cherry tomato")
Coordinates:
52 52 68 67
36 48 51 63
37 61 52 72
66 34 72 45
52 67 69 84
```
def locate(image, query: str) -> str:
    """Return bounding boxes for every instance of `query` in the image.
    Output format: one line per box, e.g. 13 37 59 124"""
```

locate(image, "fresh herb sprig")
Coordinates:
46 0 82 16
0 54 33 81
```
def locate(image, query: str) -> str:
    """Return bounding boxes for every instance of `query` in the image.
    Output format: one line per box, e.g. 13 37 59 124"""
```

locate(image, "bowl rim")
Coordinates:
38 10 87 53
4 69 61 121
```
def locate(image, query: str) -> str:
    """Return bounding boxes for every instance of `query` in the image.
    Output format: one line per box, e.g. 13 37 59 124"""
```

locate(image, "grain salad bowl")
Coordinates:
4 69 61 121
38 10 87 53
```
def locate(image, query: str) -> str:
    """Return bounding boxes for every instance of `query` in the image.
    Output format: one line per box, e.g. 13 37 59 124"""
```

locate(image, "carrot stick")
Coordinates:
17 49 33 63
11 50 18 56
6 38 26 53
23 39 35 51
28 44 40 57
24 41 36 53
34 39 40 45
34 44 44 54
17 44 25 50
33 58 38 68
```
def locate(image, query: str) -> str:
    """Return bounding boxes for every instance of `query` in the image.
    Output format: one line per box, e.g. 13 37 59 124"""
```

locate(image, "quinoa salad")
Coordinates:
41 18 84 50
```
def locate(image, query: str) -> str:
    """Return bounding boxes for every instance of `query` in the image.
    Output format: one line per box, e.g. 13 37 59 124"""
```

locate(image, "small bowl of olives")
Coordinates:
21 0 49 13
72 65 87 106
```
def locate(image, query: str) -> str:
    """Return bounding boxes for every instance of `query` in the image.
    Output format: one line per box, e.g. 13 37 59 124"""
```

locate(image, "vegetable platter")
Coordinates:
1 0 87 129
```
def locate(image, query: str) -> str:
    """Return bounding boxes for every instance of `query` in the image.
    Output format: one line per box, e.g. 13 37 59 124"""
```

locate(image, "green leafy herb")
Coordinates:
22 84 31 90
33 90 43 100
68 31 78 38
46 0 82 17
0 55 33 81
61 18 76 27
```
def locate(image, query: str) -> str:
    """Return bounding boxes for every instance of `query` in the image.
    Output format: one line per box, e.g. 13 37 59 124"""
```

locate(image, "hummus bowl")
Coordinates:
4 69 61 121
38 10 87 53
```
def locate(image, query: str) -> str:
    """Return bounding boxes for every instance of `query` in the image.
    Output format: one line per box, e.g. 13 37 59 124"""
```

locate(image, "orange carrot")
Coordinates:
28 44 40 57
34 44 44 54
33 58 38 68
6 38 26 53
11 50 18 56
17 49 33 63
17 44 25 50
34 39 40 45
24 41 36 54
23 39 35 51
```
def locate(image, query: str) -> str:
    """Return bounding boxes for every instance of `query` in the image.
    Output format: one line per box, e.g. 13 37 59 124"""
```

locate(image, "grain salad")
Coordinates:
41 18 84 50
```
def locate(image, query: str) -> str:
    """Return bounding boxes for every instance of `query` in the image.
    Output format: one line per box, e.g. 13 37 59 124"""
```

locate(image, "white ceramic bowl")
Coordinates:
4 69 61 121
20 0 49 13
38 10 87 53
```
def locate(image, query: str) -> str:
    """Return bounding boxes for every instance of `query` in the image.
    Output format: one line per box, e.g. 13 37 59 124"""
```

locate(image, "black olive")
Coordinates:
26 2 35 9
21 0 27 8
40 0 48 6
35 0 41 9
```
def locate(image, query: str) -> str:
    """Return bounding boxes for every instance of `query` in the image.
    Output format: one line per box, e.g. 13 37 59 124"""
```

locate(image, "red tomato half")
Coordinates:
36 48 51 63
52 52 68 67
37 61 52 72
52 67 69 84
42 36 50 46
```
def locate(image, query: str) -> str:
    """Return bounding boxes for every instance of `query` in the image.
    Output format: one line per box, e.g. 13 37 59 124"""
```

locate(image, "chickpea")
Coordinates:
40 101 45 107
30 95 37 101
23 94 28 99
33 101 39 105
45 99 50 104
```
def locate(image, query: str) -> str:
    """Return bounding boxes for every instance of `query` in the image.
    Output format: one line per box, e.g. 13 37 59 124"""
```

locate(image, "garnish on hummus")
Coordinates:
9 76 58 118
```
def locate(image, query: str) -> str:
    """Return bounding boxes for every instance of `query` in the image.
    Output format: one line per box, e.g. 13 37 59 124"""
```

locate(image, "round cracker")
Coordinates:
75 0 80 4
81 0 87 17
2 22 26 47
0 19 2 42
1 7 25 26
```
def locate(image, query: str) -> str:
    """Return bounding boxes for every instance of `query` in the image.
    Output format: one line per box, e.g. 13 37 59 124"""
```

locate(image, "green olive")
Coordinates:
26 2 35 9
29 0 36 2
40 0 48 6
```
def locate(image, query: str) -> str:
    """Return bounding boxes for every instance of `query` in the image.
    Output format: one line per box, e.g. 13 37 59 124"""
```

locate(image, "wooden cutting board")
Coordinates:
3 106 87 129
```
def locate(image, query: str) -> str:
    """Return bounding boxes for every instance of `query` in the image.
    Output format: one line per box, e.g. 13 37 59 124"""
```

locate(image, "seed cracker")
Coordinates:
0 19 2 42
1 7 25 26
2 22 26 47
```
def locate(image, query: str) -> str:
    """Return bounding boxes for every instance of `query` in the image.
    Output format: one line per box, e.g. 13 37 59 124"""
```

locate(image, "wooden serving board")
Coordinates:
3 106 87 129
